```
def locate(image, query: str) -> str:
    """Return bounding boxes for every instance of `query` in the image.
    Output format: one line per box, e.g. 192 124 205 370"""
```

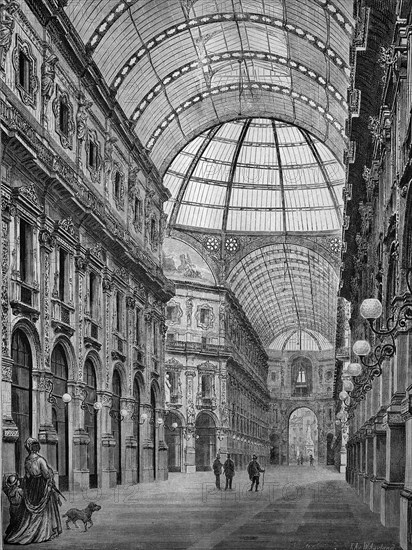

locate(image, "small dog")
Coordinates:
62 502 101 531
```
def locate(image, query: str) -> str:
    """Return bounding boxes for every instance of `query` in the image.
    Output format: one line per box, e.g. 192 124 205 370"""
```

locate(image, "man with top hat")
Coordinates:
247 454 265 492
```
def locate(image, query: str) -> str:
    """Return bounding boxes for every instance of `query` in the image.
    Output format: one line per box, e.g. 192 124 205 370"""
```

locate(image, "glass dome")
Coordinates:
164 118 344 233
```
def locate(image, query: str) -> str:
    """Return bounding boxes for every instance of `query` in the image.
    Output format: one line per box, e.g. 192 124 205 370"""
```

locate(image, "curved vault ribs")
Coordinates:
165 119 344 234
129 52 347 124
80 0 353 55
107 14 349 92
227 244 339 347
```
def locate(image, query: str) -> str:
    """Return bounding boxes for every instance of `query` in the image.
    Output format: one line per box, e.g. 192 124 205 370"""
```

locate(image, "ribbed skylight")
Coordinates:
164 118 344 233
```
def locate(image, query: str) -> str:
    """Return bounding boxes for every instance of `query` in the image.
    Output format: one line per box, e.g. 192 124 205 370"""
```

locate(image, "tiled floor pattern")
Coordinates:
2 466 400 550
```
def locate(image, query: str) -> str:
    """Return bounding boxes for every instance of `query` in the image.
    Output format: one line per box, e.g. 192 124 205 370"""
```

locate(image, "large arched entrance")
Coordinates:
51 344 69 490
11 330 33 476
195 412 216 471
84 358 98 488
165 412 182 472
288 407 318 465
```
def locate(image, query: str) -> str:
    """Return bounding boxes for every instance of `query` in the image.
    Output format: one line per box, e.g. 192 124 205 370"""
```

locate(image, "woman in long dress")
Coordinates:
5 437 62 544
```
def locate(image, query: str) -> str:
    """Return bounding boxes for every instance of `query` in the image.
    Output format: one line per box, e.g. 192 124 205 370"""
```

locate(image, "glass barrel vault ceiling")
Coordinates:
164 118 344 233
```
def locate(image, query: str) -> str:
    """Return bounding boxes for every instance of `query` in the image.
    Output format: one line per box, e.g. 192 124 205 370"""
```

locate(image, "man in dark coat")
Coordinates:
223 453 235 490
212 455 222 490
247 455 265 492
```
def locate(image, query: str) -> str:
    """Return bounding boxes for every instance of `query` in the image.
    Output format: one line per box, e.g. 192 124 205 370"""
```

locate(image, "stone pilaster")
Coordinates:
363 423 373 505
184 370 196 473
399 387 412 550
381 393 405 528
370 408 386 514
72 428 90 491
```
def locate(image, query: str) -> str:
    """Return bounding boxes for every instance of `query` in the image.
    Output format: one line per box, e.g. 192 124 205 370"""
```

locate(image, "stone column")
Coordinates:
370 409 386 513
121 398 135 485
357 431 365 497
71 383 91 491
141 402 154 482
99 392 117 488
157 409 168 482
400 387 412 550
381 394 405 528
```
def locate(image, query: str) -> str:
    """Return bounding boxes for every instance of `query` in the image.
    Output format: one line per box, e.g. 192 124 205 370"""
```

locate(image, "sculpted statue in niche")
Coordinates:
0 1 18 72
41 48 58 103
76 94 93 142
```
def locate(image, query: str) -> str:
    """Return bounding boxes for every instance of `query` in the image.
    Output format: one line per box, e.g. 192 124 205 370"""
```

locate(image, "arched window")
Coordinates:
51 344 69 490
85 359 98 488
297 366 306 384
11 330 32 475
291 356 312 397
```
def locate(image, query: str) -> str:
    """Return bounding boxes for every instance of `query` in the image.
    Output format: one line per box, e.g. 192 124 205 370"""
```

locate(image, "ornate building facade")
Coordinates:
339 1 412 548
268 347 337 466
163 237 270 472
0 0 174 490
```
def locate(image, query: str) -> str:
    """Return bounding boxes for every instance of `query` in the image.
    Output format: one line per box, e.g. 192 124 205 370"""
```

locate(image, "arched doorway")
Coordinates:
51 344 69 490
288 407 318 465
133 376 141 482
165 412 182 472
11 330 32 476
112 369 122 485
84 359 98 488
150 385 157 480
195 412 216 471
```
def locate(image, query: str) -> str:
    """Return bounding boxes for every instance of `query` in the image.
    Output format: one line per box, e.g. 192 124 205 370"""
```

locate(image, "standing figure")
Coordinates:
0 1 18 72
212 455 222 490
223 453 235 490
296 454 300 466
309 454 315 467
247 454 265 492
2 474 24 540
5 437 63 544
300 454 304 466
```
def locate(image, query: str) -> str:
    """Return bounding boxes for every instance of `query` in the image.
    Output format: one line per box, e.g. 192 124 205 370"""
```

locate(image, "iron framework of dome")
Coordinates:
164 118 344 234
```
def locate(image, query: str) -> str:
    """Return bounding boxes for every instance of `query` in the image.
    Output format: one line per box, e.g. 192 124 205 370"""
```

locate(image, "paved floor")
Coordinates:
2 466 400 550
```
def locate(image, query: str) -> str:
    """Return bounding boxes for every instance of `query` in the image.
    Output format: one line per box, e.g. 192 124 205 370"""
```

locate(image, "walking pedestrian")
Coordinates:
212 455 222 490
300 454 304 466
247 454 265 492
223 453 235 490
309 454 314 467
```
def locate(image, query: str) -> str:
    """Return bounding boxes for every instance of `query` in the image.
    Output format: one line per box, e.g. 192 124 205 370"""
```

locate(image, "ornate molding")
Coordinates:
52 84 75 149
12 34 39 108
